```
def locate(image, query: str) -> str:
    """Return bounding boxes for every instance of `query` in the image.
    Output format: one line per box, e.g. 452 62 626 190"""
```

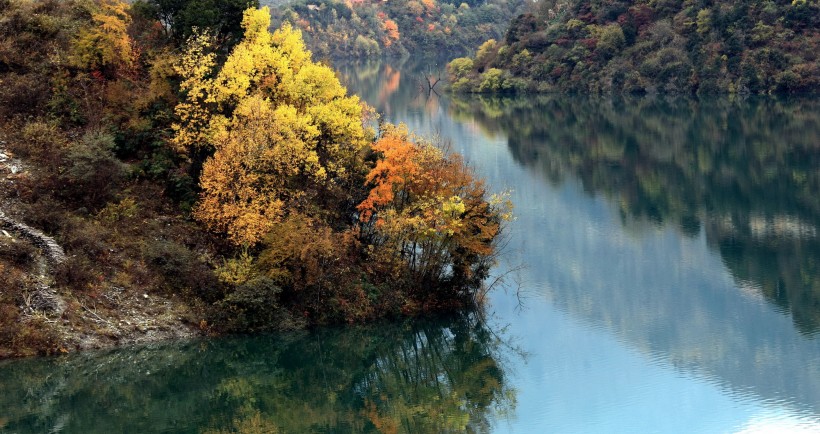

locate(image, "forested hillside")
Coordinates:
448 0 819 94
271 0 526 59
0 0 508 357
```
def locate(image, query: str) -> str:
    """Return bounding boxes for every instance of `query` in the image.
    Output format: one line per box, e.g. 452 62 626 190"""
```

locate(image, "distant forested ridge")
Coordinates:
447 0 819 94
270 0 526 59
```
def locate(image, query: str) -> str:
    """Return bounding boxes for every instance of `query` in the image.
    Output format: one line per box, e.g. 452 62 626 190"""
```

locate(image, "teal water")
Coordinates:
1 61 819 433
0 315 513 433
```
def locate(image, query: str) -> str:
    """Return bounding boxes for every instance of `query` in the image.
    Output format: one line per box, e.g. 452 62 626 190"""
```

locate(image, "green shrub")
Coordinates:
448 57 474 80
597 24 625 58
478 68 505 92
450 77 473 92
97 197 139 223
61 130 126 209
213 276 299 332
510 49 532 74
474 39 498 69
18 121 66 166
353 35 381 57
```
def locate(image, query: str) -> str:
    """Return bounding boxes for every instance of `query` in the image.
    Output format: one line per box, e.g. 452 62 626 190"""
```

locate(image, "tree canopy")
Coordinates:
133 0 259 44
172 7 509 324
173 8 370 245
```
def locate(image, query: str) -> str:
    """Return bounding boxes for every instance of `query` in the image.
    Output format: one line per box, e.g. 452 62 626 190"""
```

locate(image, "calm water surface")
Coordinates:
1 61 819 433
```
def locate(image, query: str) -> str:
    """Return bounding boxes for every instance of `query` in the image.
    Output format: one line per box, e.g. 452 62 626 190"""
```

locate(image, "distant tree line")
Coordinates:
448 0 819 94
271 0 526 59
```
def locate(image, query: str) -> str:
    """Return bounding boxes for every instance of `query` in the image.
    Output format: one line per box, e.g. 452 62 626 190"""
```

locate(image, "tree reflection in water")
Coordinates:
449 94 820 335
0 313 517 433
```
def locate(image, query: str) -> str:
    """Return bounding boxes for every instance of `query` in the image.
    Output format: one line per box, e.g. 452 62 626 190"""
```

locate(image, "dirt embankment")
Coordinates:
0 140 204 359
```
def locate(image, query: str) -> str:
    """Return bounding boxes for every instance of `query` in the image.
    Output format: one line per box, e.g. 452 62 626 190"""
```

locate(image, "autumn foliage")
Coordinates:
358 125 511 298
174 8 510 323
71 0 135 75
173 8 370 245
382 19 400 47
273 0 525 60
0 0 509 351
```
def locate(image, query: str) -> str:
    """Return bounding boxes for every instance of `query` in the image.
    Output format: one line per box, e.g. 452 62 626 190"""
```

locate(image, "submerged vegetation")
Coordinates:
0 0 509 358
447 0 819 94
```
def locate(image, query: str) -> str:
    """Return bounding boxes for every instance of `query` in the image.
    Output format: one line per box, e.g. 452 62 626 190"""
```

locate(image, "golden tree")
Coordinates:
172 7 372 245
72 0 135 75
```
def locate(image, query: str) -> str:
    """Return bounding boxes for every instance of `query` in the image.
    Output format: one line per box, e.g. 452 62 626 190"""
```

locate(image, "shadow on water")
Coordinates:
0 313 517 433
450 94 820 337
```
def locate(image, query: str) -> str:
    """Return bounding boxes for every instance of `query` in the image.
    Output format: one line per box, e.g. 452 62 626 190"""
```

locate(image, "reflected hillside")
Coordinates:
450 95 820 335
336 58 448 123
0 314 515 433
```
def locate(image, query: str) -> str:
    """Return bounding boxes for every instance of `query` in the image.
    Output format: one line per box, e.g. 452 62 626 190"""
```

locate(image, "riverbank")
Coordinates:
0 3 509 359
0 132 207 359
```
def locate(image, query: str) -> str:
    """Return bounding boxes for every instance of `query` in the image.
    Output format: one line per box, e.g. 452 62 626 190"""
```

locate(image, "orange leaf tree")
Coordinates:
358 124 512 298
382 19 400 47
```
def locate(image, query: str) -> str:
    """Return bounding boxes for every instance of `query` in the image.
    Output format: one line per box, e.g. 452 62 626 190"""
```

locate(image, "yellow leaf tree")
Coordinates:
72 0 135 75
173 7 372 245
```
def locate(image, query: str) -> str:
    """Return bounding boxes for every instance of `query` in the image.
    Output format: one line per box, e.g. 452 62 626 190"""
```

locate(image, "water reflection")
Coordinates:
334 61 820 430
0 314 516 433
336 57 448 124
450 94 820 336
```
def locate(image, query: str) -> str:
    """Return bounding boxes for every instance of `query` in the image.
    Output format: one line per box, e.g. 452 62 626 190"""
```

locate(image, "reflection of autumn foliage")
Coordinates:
453 93 820 335
378 65 401 104
205 315 517 433
0 315 516 433
202 406 280 434
355 317 515 433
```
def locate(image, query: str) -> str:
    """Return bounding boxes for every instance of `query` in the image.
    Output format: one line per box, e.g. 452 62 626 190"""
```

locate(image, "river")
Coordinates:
1 60 819 433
